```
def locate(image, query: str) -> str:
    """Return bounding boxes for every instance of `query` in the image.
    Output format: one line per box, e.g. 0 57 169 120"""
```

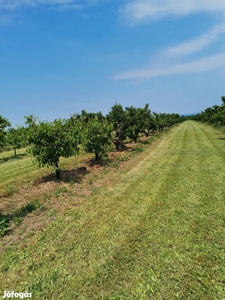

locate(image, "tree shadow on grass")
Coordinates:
36 167 89 184
0 153 28 163
122 144 134 151
0 199 43 237
87 158 105 167
86 147 134 169
138 137 154 145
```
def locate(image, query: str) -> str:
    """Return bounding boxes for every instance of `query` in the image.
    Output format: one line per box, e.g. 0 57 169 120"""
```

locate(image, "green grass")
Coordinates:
0 147 90 196
0 134 159 196
0 199 44 236
0 148 39 195
0 121 225 299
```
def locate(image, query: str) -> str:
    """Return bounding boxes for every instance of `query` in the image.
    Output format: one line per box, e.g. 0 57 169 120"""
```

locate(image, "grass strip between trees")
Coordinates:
0 121 225 299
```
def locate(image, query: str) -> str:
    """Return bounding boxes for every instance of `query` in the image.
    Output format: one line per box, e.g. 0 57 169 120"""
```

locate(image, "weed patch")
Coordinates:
0 199 44 236
4 185 18 197
0 214 10 236
54 186 68 198
132 145 144 153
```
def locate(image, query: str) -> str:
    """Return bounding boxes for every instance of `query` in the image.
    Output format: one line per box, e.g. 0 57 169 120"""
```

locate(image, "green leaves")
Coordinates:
0 115 11 130
107 103 130 150
7 127 27 156
22 104 184 177
83 115 113 161
0 115 11 151
194 96 225 126
26 117 82 178
125 105 149 143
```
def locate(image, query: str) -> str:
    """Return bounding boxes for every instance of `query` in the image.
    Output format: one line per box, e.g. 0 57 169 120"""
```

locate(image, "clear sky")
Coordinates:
1 0 225 127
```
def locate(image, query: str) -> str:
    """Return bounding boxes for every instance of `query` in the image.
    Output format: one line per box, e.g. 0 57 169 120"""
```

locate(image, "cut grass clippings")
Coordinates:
0 121 224 299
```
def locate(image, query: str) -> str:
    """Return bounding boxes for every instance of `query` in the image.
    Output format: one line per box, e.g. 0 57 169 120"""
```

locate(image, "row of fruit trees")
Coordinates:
0 103 184 178
192 96 225 126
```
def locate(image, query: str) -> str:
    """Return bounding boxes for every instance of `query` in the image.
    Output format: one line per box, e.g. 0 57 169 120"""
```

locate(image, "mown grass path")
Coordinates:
0 121 225 299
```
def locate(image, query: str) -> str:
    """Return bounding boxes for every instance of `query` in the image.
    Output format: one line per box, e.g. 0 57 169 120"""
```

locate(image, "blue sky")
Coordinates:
1 0 225 127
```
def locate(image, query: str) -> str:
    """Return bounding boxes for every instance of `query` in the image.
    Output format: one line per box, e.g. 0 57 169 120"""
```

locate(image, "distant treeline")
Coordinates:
191 96 225 126
0 103 185 178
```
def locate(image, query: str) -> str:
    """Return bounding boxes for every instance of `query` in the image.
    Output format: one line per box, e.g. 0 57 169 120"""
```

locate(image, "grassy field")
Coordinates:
0 121 225 299
0 147 54 196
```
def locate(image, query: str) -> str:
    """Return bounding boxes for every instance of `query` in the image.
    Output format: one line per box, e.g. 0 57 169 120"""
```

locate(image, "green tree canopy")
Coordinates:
107 103 129 151
193 97 225 126
83 115 113 161
26 116 81 179
7 126 27 156
0 115 11 150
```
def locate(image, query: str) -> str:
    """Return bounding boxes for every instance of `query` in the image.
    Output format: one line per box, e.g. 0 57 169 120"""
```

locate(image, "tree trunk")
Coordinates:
55 163 60 179
56 168 60 179
14 148 17 157
113 139 122 151
95 152 99 161
141 130 149 137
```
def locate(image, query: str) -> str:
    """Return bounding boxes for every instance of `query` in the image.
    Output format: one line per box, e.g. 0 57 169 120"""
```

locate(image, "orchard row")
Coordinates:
0 103 185 178
192 96 225 126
